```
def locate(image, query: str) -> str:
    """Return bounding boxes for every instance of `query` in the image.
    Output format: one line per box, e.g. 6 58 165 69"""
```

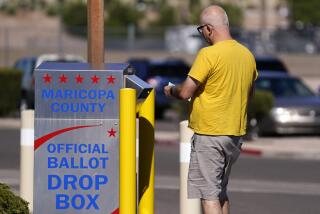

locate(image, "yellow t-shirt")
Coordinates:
188 39 258 136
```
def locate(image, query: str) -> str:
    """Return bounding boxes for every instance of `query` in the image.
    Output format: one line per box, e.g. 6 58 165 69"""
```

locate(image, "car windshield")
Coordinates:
256 77 315 97
256 60 287 72
149 64 189 77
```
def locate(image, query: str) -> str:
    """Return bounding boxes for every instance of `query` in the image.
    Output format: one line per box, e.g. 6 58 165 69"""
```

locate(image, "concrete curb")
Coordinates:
0 118 20 129
155 131 320 160
241 143 320 160
1 118 319 160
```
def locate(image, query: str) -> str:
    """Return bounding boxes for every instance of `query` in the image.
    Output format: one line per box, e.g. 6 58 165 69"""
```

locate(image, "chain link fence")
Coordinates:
1 25 320 67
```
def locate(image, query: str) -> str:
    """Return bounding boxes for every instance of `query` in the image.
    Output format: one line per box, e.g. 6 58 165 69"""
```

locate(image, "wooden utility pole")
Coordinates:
87 0 104 68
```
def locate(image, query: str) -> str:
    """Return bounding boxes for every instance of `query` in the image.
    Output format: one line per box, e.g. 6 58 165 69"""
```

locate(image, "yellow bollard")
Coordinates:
138 89 155 214
120 88 136 214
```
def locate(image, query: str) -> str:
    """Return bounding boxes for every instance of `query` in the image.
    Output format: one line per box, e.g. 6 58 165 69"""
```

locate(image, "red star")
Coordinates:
91 75 100 84
107 75 116 84
75 74 84 83
59 74 68 83
107 128 116 137
43 73 52 83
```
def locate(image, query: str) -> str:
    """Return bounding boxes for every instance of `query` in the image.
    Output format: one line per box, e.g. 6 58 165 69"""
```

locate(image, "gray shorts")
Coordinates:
188 134 242 201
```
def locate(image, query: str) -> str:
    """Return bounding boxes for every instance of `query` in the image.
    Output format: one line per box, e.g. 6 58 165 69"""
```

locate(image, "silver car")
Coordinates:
255 72 320 135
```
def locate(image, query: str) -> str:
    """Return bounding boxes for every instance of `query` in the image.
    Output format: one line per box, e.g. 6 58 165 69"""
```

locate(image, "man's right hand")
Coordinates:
164 85 173 97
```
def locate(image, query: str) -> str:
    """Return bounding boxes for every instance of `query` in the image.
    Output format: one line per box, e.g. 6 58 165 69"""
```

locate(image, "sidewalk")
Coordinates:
1 118 320 160
0 118 20 129
241 136 320 160
155 130 320 160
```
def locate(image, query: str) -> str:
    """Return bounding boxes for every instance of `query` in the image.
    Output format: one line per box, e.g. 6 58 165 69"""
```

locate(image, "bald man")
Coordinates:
164 5 258 214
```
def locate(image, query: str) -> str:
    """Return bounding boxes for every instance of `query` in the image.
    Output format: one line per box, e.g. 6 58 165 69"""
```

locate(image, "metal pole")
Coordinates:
138 89 155 214
4 27 9 67
179 120 201 214
87 0 104 68
120 88 137 214
128 24 135 51
57 0 64 55
20 110 34 213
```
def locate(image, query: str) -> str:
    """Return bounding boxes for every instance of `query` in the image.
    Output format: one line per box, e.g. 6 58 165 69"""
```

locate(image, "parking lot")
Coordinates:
0 117 320 213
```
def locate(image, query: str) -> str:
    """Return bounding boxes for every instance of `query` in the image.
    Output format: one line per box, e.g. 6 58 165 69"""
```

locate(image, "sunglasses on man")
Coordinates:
198 24 214 35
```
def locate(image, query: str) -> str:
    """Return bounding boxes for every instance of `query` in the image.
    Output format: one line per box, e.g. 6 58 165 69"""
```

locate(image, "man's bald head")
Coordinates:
200 5 229 29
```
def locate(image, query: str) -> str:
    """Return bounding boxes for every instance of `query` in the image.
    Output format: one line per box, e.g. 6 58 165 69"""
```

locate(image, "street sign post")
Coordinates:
87 0 104 67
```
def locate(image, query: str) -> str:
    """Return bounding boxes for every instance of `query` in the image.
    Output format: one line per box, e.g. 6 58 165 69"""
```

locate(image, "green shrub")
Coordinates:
0 183 29 214
246 90 274 139
105 2 143 27
0 68 21 116
62 0 87 36
188 6 202 25
46 3 59 17
0 0 36 14
62 0 87 27
0 4 17 15
288 0 320 26
210 1 244 27
152 5 177 26
247 90 274 121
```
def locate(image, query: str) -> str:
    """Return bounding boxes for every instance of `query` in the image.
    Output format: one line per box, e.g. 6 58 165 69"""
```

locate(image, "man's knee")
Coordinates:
201 199 223 214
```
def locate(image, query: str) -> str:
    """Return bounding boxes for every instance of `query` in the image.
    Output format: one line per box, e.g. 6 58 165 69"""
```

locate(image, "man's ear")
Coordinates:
207 25 212 35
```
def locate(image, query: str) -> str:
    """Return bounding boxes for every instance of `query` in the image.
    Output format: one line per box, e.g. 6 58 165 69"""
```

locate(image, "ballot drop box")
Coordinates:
34 62 143 214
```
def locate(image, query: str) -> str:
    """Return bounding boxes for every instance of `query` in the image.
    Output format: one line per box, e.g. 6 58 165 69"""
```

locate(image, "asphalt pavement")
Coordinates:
155 144 320 214
1 118 320 214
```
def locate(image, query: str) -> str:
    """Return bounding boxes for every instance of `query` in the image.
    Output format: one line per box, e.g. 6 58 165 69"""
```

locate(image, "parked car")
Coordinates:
14 54 85 110
128 58 190 118
255 56 288 73
252 72 320 135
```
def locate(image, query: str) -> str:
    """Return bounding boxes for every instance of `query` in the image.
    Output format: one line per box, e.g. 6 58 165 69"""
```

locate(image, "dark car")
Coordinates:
253 72 320 135
14 56 37 110
14 54 85 110
128 58 190 117
255 56 288 73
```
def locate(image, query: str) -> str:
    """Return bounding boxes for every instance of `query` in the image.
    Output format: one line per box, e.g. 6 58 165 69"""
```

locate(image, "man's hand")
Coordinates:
164 85 173 97
163 76 200 100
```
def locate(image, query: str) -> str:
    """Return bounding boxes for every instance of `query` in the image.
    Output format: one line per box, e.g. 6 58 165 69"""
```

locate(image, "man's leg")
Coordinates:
221 198 230 214
218 136 242 214
188 135 239 214
201 199 222 214
188 135 227 214
201 198 230 214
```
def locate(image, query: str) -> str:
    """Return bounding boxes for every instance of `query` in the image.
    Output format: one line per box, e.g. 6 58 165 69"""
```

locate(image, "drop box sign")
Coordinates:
34 63 128 214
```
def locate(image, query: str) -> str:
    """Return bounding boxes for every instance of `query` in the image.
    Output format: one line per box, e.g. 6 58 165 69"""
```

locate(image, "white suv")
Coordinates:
165 25 204 54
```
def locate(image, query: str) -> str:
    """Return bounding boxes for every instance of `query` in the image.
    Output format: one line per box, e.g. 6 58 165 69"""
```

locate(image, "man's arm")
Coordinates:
164 76 200 100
